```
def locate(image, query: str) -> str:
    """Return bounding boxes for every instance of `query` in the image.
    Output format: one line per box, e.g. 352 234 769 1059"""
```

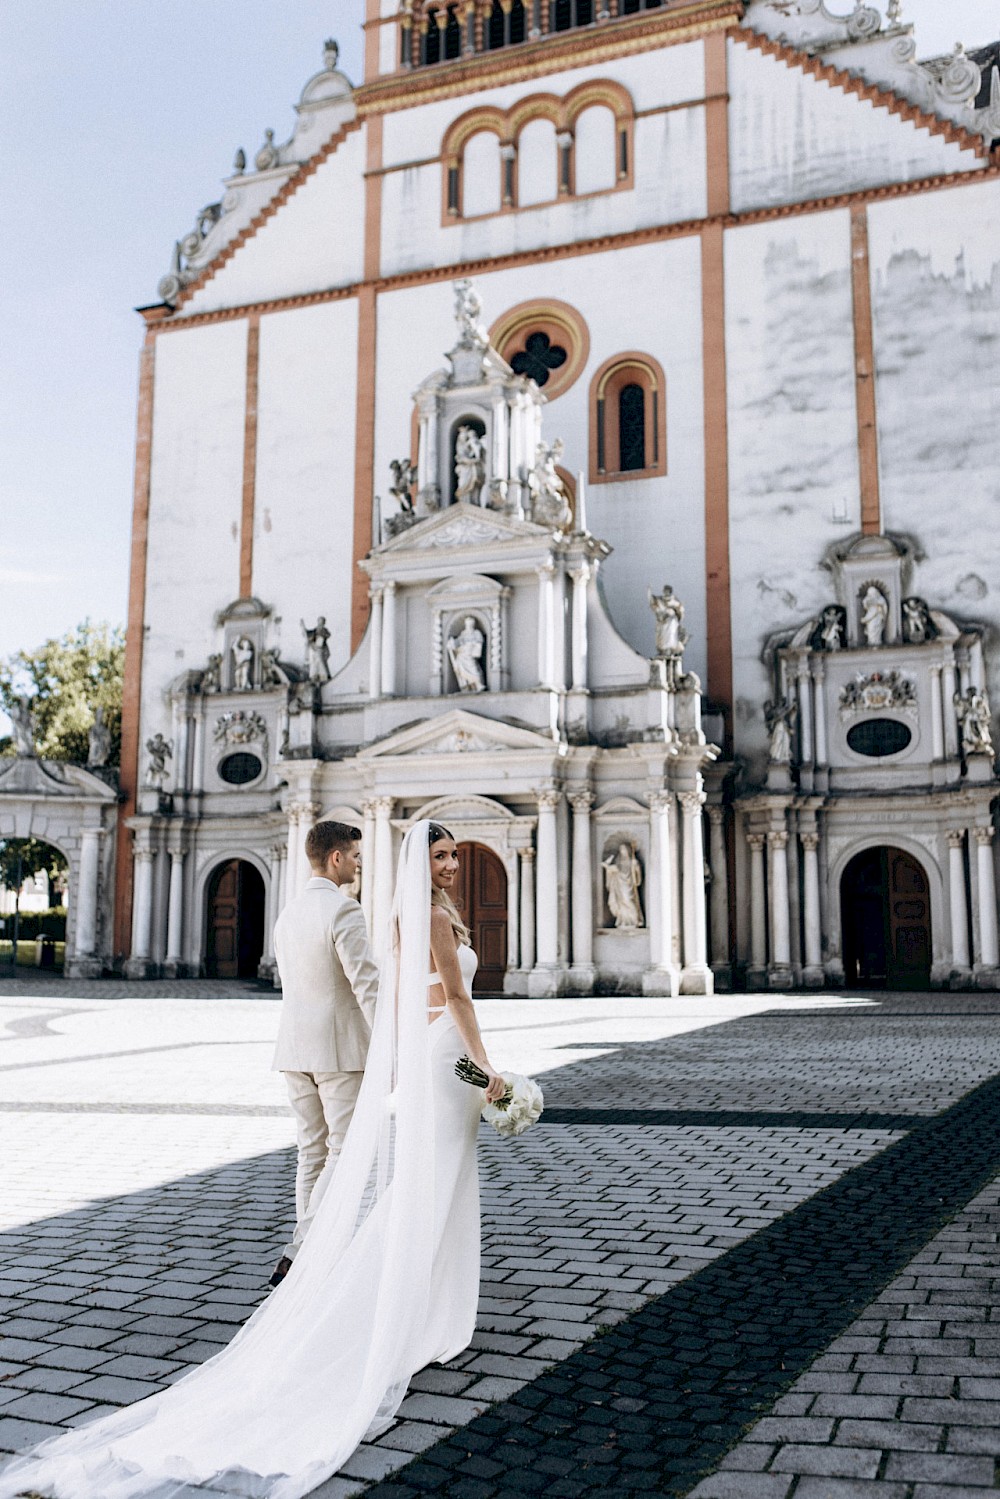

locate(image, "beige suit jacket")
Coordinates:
272 877 379 1073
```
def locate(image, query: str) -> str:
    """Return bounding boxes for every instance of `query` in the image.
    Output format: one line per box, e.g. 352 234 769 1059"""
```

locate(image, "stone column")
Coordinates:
380 582 397 697
164 845 186 974
569 789 595 988
707 807 729 971
264 843 284 964
507 850 520 976
530 788 561 993
942 650 959 757
73 827 102 961
190 705 205 794
975 828 999 974
537 561 554 687
948 830 971 974
748 834 767 979
679 791 712 994
372 796 396 962
569 563 590 692
929 665 945 761
801 832 823 985
360 799 376 931
797 664 813 766
368 587 383 699
812 663 828 766
643 791 679 996
287 800 319 904
768 831 792 986
128 848 155 977
519 847 536 974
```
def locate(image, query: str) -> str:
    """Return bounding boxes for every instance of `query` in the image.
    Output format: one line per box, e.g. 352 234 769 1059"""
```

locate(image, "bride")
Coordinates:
0 821 507 1499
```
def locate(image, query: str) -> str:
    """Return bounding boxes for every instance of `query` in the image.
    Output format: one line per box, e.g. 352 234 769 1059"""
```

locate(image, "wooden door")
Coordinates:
206 860 266 979
842 847 931 990
886 849 931 990
456 842 508 992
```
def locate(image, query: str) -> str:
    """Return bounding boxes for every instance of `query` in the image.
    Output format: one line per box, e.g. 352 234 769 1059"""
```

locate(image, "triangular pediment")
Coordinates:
362 709 557 759
377 503 549 557
0 756 117 801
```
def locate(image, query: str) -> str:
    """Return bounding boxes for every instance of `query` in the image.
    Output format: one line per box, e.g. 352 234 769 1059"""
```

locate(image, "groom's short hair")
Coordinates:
306 820 362 867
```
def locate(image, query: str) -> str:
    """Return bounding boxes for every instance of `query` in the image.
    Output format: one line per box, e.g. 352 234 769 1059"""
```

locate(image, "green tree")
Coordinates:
0 838 67 900
0 621 125 766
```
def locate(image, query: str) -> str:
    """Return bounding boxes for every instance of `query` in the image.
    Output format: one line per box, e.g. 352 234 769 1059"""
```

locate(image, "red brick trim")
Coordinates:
239 313 260 597
738 29 990 162
851 204 882 536
114 334 156 959
352 286 378 653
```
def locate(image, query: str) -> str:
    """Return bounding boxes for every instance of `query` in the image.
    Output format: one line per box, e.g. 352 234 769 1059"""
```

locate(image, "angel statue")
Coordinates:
765 698 798 764
453 278 488 349
8 695 36 758
529 440 572 530
447 616 486 693
955 686 995 757
388 458 416 515
145 733 173 789
454 426 486 505
602 841 644 930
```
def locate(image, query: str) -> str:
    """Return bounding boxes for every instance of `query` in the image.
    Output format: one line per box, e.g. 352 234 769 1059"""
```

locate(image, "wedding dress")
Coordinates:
0 823 483 1499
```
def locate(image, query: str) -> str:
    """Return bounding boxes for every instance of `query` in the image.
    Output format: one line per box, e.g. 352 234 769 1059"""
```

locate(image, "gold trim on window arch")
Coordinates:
489 299 590 402
441 79 634 223
589 351 667 484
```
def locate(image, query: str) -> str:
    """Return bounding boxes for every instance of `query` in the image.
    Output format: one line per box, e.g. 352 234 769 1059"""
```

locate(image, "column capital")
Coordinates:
929 662 943 678
800 832 820 853
947 829 966 850
133 847 155 865
568 561 591 586
288 799 320 824
568 788 595 813
360 797 378 817
535 786 562 811
518 845 536 864
974 826 995 848
373 795 396 816
768 831 789 851
648 789 673 813
747 833 766 853
535 557 556 579
369 584 384 603
810 659 826 684
678 790 705 816
707 805 725 827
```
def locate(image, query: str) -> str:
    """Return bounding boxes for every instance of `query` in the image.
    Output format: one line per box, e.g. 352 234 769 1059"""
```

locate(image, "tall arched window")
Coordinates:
461 131 502 217
589 353 667 483
517 118 559 207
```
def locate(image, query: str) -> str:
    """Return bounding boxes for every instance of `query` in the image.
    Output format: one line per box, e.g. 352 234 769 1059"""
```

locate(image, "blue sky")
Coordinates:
0 0 995 665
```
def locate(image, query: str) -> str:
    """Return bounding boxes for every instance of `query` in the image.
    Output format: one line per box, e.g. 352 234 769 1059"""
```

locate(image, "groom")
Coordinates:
269 819 379 1286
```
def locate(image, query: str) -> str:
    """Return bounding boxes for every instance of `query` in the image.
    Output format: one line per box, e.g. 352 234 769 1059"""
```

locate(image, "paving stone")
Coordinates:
883 1451 996 1483
770 1445 881 1478
2 1391 95 1423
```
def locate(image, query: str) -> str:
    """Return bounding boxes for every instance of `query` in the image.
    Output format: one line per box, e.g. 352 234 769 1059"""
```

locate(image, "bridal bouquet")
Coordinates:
455 1056 544 1137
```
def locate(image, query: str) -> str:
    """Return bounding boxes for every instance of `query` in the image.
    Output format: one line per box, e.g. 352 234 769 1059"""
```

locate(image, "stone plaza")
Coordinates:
1 976 999 1497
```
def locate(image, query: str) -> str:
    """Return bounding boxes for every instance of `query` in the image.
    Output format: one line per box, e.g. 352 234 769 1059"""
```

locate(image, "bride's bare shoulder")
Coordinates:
430 907 457 940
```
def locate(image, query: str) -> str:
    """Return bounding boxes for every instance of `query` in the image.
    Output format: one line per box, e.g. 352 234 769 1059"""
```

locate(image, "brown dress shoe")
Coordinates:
268 1255 293 1288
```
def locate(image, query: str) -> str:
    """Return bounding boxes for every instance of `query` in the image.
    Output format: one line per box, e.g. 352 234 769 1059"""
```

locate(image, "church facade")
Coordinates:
91 0 1000 991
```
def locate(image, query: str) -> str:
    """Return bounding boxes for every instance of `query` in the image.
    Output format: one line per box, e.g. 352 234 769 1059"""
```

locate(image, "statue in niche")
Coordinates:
231 635 255 691
8 696 36 758
87 706 112 769
145 733 172 789
955 686 995 757
529 440 572 530
454 426 486 505
860 584 889 647
648 584 687 658
602 841 644 930
819 605 846 652
301 617 332 683
453 278 489 349
447 616 486 693
201 654 222 694
765 698 797 764
902 597 934 645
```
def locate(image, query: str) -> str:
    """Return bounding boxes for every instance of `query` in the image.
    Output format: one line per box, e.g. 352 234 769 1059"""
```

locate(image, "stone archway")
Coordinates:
456 841 508 991
205 859 266 978
841 846 932 990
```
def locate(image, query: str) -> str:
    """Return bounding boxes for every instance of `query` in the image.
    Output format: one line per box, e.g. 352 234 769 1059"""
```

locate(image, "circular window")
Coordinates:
490 299 589 400
846 720 912 758
218 752 264 785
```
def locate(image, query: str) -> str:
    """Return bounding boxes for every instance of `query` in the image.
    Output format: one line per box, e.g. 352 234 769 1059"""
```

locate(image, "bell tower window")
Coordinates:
589 353 667 483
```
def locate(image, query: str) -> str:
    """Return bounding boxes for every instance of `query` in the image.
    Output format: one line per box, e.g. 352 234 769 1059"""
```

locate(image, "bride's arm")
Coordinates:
430 909 506 1103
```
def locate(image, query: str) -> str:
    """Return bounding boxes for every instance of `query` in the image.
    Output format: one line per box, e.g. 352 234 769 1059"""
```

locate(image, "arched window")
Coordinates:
573 104 617 195
516 117 559 207
589 353 667 483
491 299 590 401
461 131 502 217
488 0 526 48
443 5 462 57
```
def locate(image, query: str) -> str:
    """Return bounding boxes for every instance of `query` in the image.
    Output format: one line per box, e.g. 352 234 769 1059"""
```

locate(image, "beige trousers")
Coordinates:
282 1069 363 1258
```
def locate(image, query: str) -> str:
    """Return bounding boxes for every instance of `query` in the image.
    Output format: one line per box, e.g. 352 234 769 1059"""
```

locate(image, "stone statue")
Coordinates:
302 617 332 682
860 584 889 647
902 597 933 645
8 696 35 758
231 635 255 691
955 686 995 757
447 616 486 693
145 733 172 789
201 654 222 694
254 128 279 172
819 605 845 652
648 584 686 657
260 649 290 687
765 698 797 764
87 706 112 769
453 278 488 349
529 440 572 530
454 426 486 505
602 841 644 930
388 457 416 515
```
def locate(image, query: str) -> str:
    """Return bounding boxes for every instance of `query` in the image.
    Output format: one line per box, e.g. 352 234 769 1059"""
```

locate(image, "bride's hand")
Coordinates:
483 1068 507 1104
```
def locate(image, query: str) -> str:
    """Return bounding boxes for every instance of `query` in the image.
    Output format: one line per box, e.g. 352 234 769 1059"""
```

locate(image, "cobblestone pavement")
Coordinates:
0 980 998 1497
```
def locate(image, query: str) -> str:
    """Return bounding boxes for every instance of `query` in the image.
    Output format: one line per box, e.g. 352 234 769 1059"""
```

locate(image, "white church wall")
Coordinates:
181 128 367 317
728 39 984 215
869 179 1000 705
140 320 249 744
373 235 707 678
725 210 860 773
252 300 360 679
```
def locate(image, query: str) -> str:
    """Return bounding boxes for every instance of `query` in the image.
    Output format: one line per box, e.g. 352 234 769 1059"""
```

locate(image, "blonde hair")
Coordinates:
431 886 471 946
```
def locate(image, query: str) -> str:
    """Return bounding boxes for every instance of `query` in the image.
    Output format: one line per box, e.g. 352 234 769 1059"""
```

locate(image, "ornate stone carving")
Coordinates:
648 789 673 814
815 605 846 652
765 699 797 763
902 597 935 645
254 128 279 172
301 618 331 683
8 696 36 758
453 278 489 349
214 710 267 747
388 457 416 515
87 707 112 769
568 789 595 813
454 426 487 505
800 832 820 853
947 830 966 851
859 583 889 647
536 787 563 811
260 649 291 687
412 514 511 550
231 635 255 691
974 827 995 849
840 670 916 714
955 687 995 757
602 839 644 930
747 833 766 853
446 616 487 693
201 654 222 694
145 733 172 789
768 830 790 851
648 584 687 657
528 440 572 531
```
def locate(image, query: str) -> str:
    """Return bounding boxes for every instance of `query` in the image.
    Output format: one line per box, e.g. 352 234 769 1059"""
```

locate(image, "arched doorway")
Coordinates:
205 860 266 978
841 846 931 990
456 842 507 991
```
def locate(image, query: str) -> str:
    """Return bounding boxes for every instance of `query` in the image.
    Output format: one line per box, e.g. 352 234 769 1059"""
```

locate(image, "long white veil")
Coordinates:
0 822 438 1499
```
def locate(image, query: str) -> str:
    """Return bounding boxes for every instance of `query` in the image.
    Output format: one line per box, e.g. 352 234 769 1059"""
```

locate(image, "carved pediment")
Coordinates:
375 502 546 557
362 709 557 759
0 756 117 802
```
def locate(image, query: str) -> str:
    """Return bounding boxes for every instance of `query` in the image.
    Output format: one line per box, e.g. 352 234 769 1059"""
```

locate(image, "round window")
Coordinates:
846 720 912 758
218 752 263 785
